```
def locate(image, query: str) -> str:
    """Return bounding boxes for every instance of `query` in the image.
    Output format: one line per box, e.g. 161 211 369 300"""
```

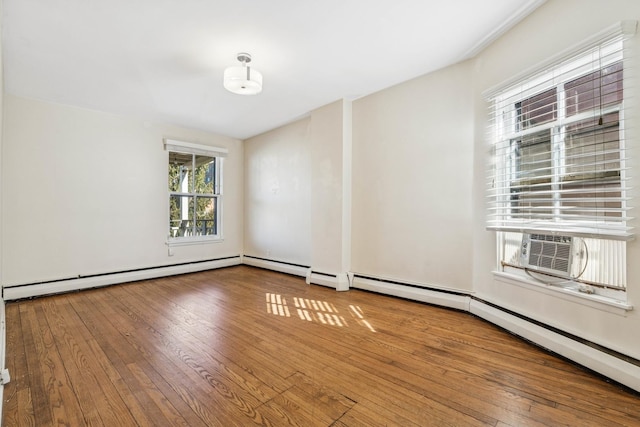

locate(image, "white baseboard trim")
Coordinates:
351 275 471 312
307 272 349 291
470 298 640 393
308 272 336 288
2 257 242 301
239 257 349 291
241 256 309 277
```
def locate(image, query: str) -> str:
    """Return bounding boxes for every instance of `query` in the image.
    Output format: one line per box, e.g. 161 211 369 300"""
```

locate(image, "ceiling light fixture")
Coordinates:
223 52 263 95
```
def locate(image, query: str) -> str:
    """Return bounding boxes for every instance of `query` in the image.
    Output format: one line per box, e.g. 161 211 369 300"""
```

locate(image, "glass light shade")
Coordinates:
223 65 263 95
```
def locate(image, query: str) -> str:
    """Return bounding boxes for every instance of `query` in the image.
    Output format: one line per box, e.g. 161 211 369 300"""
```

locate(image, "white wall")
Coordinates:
1 95 243 287
472 0 640 360
351 60 475 290
243 118 311 266
243 100 352 286
310 100 350 275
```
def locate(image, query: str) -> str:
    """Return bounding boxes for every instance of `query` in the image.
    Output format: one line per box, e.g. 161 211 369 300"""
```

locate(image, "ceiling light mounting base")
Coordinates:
237 53 252 64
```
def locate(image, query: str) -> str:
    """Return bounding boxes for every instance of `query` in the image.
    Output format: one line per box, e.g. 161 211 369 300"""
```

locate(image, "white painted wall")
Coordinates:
351 60 475 290
472 0 640 360
310 100 349 275
243 118 311 265
1 95 243 287
243 100 351 286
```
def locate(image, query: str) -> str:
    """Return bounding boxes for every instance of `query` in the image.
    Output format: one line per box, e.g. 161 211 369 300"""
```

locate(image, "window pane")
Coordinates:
511 130 552 184
510 130 553 219
169 195 194 237
169 152 193 192
560 181 622 219
516 88 557 130
565 61 623 117
564 112 620 181
194 155 215 194
562 112 622 220
167 147 221 240
510 184 554 219
194 196 216 236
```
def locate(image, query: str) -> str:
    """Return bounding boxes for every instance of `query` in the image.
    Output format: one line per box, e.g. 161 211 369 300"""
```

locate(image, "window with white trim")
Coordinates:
165 139 226 243
486 23 636 294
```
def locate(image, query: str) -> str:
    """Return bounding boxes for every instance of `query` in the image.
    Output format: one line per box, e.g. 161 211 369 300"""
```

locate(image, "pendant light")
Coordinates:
223 52 263 95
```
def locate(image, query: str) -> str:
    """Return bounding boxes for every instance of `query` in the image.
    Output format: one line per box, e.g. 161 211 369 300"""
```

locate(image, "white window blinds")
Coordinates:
486 22 637 241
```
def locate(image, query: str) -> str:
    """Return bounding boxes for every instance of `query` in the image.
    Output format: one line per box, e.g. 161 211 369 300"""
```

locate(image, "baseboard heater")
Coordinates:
241 256 348 290
2 256 242 301
351 274 471 312
241 255 310 277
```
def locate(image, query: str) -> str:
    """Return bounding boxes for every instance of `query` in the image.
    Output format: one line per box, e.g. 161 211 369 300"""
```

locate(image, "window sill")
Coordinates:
493 271 633 316
166 237 224 247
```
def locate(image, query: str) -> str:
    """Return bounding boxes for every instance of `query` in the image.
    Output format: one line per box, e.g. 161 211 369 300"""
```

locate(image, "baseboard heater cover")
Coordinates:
470 298 640 393
241 257 348 290
2 256 242 301
307 271 349 291
351 275 471 312
241 255 310 277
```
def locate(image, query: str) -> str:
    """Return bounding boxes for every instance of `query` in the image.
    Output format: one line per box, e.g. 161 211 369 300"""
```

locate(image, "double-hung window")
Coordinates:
165 139 226 243
486 22 636 293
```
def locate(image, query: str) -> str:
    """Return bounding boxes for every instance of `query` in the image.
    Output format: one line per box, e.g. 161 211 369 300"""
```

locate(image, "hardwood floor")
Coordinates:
2 265 639 426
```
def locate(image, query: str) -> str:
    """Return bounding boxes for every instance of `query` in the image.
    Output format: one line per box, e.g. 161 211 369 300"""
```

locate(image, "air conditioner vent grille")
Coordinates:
521 233 574 278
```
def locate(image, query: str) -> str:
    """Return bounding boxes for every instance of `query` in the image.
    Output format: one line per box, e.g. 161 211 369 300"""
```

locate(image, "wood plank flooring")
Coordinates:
2 265 639 426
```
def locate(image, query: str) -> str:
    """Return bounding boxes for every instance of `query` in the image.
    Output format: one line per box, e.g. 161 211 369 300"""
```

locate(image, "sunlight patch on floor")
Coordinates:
265 293 376 332
350 304 376 332
266 292 291 317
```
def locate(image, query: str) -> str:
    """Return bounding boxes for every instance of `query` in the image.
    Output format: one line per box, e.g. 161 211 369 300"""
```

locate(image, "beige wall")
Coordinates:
243 117 312 265
243 99 351 279
310 100 350 275
351 60 475 290
1 95 243 286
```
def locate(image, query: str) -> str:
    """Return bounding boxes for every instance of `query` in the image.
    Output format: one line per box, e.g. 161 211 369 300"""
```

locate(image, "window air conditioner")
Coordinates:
521 233 574 278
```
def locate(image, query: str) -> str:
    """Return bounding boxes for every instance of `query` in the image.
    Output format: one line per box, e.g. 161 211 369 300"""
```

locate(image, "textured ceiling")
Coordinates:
3 0 545 139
